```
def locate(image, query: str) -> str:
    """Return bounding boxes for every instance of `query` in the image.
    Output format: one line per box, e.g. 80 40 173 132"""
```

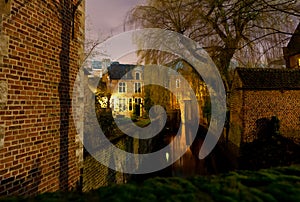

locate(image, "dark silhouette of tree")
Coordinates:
129 0 299 91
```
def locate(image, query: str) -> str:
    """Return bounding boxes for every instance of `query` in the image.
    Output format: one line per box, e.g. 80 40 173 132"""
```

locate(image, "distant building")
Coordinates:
168 60 207 120
229 68 300 153
284 22 300 69
101 58 111 73
228 22 300 155
91 60 102 77
100 60 208 120
101 63 144 118
84 59 111 78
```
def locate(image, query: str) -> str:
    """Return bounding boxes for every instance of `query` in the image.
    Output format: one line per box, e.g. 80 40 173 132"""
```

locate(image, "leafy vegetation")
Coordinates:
2 165 300 202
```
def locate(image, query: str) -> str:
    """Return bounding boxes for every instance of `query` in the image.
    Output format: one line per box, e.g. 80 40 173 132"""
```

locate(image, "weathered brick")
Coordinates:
1 176 15 186
0 125 4 148
0 0 85 197
230 80 300 146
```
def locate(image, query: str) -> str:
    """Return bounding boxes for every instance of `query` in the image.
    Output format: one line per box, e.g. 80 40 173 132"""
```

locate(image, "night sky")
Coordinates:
86 0 145 34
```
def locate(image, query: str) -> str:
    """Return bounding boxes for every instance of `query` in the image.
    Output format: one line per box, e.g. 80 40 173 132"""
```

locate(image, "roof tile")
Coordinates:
236 68 300 89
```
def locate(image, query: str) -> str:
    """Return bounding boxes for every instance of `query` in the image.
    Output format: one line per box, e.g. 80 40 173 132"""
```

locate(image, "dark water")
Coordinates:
131 125 237 182
166 132 236 177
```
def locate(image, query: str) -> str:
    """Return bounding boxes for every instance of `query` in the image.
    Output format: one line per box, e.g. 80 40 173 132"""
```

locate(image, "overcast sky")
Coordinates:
86 0 145 35
85 0 145 63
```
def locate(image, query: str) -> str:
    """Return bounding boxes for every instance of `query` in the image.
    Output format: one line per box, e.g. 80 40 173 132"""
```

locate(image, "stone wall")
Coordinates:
0 0 85 197
82 137 132 192
82 73 132 191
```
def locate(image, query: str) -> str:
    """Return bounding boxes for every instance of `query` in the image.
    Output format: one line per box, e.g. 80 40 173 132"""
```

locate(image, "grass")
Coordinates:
1 165 300 202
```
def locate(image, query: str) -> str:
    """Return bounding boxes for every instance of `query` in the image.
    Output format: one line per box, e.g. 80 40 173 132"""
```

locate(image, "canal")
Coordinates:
83 108 237 189
130 124 237 182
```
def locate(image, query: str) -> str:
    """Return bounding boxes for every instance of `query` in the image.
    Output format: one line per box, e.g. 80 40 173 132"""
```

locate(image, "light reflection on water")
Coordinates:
164 127 235 178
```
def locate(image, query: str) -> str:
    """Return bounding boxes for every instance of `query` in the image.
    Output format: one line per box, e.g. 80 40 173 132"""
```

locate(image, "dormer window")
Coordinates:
136 72 140 80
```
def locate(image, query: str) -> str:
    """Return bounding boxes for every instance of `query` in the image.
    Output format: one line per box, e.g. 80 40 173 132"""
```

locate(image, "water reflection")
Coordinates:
163 124 236 178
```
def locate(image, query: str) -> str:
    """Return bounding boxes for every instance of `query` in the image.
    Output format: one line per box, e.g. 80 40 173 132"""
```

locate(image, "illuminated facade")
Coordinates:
103 63 144 118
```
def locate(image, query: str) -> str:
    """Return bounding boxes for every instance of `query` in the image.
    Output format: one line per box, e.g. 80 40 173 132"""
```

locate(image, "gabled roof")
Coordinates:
285 22 300 56
235 68 300 89
107 63 136 80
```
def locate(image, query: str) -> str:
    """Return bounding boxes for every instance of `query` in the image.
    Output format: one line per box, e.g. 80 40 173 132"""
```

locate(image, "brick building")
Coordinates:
284 22 300 69
229 68 300 152
0 0 85 196
228 22 300 154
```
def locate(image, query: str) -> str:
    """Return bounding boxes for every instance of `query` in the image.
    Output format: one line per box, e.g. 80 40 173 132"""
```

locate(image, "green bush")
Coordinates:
1 165 300 202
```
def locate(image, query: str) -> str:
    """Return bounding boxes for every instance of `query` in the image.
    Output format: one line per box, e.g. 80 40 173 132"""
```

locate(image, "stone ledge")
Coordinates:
0 34 9 56
0 0 11 15
0 80 8 108
0 125 4 148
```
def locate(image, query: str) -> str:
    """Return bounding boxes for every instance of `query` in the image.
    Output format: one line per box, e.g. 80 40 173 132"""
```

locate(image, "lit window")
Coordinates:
110 99 114 110
135 98 141 105
134 82 141 93
119 98 126 112
176 79 180 88
119 82 126 93
298 58 300 67
129 98 133 111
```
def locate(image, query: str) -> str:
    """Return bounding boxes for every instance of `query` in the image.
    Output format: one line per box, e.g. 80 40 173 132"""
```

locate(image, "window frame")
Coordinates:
118 98 126 112
134 82 142 93
118 82 126 93
135 72 140 80
175 79 180 88
129 98 133 111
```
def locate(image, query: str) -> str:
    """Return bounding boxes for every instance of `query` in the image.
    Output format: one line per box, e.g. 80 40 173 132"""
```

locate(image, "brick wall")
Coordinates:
288 54 300 69
242 90 300 142
0 0 84 197
228 76 244 155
